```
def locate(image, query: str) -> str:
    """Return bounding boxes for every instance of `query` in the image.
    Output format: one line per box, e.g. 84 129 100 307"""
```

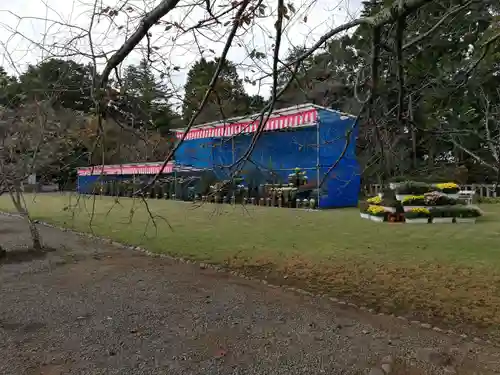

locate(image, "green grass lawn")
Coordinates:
3 193 500 335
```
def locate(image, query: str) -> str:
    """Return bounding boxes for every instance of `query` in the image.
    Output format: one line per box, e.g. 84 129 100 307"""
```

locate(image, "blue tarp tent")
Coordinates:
173 103 359 208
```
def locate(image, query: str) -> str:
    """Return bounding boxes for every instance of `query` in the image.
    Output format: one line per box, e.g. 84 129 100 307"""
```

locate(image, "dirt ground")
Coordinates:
1 215 499 375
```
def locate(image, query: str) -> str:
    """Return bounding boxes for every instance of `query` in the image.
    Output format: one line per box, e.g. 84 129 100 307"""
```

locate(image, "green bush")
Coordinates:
450 206 482 218
429 206 455 218
478 196 500 204
405 208 430 219
401 195 426 206
395 181 432 195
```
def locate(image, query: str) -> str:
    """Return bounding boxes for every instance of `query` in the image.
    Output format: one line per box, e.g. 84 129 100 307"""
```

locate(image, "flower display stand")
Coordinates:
362 181 482 225
432 217 454 224
405 218 429 224
360 213 370 220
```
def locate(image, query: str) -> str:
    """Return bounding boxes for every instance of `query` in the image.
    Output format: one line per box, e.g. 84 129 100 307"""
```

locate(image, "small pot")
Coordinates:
455 217 476 224
405 218 429 224
432 217 454 224
370 215 385 222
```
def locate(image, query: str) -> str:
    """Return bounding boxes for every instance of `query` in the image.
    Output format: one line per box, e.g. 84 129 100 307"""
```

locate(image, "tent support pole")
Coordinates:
232 137 235 174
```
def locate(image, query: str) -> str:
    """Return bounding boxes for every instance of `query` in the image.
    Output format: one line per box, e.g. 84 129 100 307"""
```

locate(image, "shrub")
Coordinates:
389 176 409 183
405 207 430 219
395 181 431 195
429 207 454 218
477 196 500 204
450 206 482 218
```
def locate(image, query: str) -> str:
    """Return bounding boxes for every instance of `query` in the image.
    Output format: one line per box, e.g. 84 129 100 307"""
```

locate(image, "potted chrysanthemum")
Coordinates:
401 195 426 212
424 191 457 207
430 207 454 223
404 207 430 224
367 205 386 222
367 195 397 213
434 182 460 199
394 181 431 201
367 195 382 205
359 201 370 219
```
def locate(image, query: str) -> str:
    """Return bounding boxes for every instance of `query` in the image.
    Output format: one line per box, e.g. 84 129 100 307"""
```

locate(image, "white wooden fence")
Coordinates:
365 184 499 199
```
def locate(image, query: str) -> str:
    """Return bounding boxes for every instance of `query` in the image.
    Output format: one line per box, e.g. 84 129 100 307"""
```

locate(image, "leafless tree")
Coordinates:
0 101 86 250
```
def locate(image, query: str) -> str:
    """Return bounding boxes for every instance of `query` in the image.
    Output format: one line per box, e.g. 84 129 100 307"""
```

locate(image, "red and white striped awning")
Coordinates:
175 108 318 140
77 162 174 176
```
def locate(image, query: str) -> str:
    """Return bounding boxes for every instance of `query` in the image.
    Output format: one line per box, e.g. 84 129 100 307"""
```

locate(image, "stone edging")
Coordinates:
0 211 494 346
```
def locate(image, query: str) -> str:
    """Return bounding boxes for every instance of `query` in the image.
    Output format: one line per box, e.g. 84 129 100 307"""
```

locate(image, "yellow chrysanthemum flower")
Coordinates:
410 207 430 214
402 195 425 202
367 205 385 214
435 182 458 190
367 196 382 204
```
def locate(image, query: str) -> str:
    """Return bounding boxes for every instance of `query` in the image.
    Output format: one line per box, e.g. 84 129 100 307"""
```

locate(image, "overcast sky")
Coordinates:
0 0 362 101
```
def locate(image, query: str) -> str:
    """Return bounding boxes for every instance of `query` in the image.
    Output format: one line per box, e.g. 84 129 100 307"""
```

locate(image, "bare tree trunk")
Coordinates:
409 95 417 169
9 187 42 251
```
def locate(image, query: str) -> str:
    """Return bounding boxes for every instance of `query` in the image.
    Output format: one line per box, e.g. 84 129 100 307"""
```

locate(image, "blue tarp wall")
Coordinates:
174 109 359 208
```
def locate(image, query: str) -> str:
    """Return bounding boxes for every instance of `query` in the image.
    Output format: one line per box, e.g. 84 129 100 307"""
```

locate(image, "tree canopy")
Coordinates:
275 0 500 183
0 0 499 185
182 58 264 125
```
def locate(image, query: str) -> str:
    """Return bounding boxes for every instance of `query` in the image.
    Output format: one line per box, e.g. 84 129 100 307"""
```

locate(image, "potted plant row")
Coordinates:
359 201 370 219
366 195 397 213
367 205 386 222
401 192 458 212
404 206 481 224
452 206 482 223
429 207 455 223
433 182 460 199
405 207 430 224
394 181 432 201
430 206 482 223
401 195 427 211
393 181 461 201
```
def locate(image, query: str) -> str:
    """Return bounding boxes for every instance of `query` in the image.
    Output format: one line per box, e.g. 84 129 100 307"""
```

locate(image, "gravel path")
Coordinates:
0 215 499 375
